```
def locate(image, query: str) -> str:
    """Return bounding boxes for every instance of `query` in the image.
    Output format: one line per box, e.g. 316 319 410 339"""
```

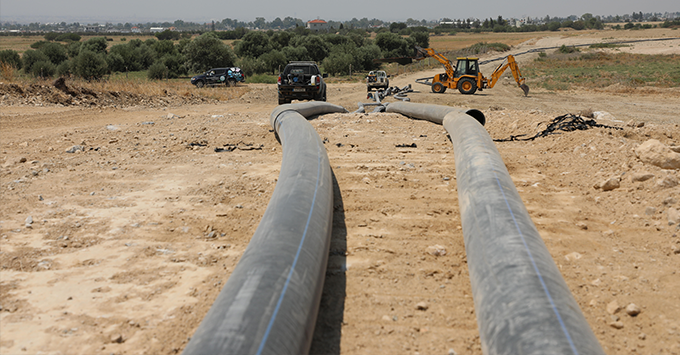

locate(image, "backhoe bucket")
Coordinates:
520 83 529 96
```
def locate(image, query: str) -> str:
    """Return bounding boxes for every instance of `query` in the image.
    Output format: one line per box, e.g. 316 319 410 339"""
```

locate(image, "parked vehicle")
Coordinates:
191 67 245 88
366 70 389 91
277 61 327 105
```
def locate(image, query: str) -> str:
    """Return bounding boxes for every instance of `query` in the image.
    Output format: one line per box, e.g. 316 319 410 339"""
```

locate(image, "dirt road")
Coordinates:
2 30 680 355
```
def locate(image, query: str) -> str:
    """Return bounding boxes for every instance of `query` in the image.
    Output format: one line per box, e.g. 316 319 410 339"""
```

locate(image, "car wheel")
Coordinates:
195 80 205 88
432 82 446 94
458 78 477 95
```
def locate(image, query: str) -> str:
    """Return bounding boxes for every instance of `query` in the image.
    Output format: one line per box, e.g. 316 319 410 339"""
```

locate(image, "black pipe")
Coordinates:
387 102 605 355
182 102 346 355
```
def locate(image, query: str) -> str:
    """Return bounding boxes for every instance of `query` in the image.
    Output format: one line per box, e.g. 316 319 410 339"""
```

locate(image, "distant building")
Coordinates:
306 19 328 31
150 27 164 33
131 26 141 33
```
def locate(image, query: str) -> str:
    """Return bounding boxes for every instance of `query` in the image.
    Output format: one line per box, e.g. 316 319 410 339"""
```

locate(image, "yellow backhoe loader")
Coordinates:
413 46 529 96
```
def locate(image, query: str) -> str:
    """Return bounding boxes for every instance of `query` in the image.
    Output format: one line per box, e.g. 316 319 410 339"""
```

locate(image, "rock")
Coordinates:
638 333 647 340
427 245 447 257
600 177 620 191
609 321 624 329
448 349 458 355
415 302 429 311
645 207 656 216
626 303 641 316
110 334 124 343
25 216 33 225
631 172 654 182
671 146 680 153
669 208 679 226
576 222 588 230
664 197 678 206
65 145 84 153
590 278 601 286
634 139 680 169
565 252 582 261
657 175 679 189
606 300 621 314
593 111 618 121
382 315 392 322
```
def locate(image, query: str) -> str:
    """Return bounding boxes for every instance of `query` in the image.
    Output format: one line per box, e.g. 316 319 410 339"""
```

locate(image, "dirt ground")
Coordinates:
1 30 680 355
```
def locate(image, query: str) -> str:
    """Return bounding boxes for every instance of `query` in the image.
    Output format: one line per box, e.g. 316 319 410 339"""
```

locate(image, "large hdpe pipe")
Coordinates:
387 102 605 355
182 102 347 355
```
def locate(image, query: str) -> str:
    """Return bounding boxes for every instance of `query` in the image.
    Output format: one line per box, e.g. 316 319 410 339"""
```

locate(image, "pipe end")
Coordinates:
465 109 486 126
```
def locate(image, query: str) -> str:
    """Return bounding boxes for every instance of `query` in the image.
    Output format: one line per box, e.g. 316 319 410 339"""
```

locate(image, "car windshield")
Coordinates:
287 66 318 75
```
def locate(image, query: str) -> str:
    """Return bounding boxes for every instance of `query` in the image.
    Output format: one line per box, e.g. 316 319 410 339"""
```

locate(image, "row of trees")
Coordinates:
0 28 430 80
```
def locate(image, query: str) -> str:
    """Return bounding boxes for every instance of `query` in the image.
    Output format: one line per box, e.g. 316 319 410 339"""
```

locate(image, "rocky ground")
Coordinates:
1 30 680 355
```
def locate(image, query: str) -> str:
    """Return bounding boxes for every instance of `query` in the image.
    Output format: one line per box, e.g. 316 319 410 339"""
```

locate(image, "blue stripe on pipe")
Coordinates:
255 128 323 355
492 169 579 355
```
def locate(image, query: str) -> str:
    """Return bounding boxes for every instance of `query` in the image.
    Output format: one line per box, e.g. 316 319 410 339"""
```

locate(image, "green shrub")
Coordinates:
558 45 580 54
57 60 72 76
30 40 50 49
40 42 68 65
0 49 22 70
73 50 108 80
22 49 50 73
183 32 236 73
80 37 108 54
235 57 267 76
323 52 353 76
56 33 81 42
30 60 56 78
147 61 168 80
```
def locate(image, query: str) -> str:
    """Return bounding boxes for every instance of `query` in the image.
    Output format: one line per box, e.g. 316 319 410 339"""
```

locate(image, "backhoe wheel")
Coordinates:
458 78 477 95
432 82 446 94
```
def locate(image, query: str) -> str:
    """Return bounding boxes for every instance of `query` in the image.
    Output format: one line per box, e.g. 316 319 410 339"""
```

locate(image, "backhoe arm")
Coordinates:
488 55 529 96
415 46 456 80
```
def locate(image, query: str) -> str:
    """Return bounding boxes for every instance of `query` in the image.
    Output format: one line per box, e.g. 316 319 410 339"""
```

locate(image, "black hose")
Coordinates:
182 102 346 355
387 102 605 355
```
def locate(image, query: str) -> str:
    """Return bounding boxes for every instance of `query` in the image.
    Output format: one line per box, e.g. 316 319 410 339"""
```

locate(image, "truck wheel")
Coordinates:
458 78 477 95
195 80 205 88
278 96 288 105
432 82 446 94
227 78 237 87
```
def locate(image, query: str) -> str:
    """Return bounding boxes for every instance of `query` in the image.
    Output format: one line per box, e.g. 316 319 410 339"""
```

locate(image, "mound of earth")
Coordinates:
0 80 217 108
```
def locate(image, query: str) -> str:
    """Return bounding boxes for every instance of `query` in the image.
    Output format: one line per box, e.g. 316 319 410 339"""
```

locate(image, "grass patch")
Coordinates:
589 43 629 49
246 73 278 84
463 42 511 55
524 51 680 91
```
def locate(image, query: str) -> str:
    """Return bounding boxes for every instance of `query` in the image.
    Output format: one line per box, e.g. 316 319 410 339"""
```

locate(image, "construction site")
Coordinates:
1 29 680 355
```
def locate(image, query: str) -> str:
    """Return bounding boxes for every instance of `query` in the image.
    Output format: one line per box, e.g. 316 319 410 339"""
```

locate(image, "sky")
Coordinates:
1 0 677 24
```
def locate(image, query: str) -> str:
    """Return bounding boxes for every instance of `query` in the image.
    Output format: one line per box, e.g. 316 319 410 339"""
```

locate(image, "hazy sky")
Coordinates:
1 0 677 24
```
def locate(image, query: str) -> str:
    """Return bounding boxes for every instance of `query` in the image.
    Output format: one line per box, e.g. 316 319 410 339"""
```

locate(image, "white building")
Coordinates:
306 19 328 31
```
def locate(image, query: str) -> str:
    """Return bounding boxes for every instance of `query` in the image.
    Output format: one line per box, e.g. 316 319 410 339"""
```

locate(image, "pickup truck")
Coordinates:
366 70 389 91
277 61 328 105
191 67 245 88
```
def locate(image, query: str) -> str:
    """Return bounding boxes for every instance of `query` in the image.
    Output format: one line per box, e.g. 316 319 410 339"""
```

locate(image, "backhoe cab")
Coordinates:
414 47 529 96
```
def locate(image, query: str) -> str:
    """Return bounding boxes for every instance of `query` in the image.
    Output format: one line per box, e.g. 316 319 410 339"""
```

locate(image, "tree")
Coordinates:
260 50 287 74
410 31 429 48
152 40 178 57
22 49 50 74
155 30 181 41
0 49 22 70
234 31 272 58
73 50 108 80
182 32 236 73
30 60 56 78
40 42 68 65
323 52 353 75
374 32 414 58
80 37 108 54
